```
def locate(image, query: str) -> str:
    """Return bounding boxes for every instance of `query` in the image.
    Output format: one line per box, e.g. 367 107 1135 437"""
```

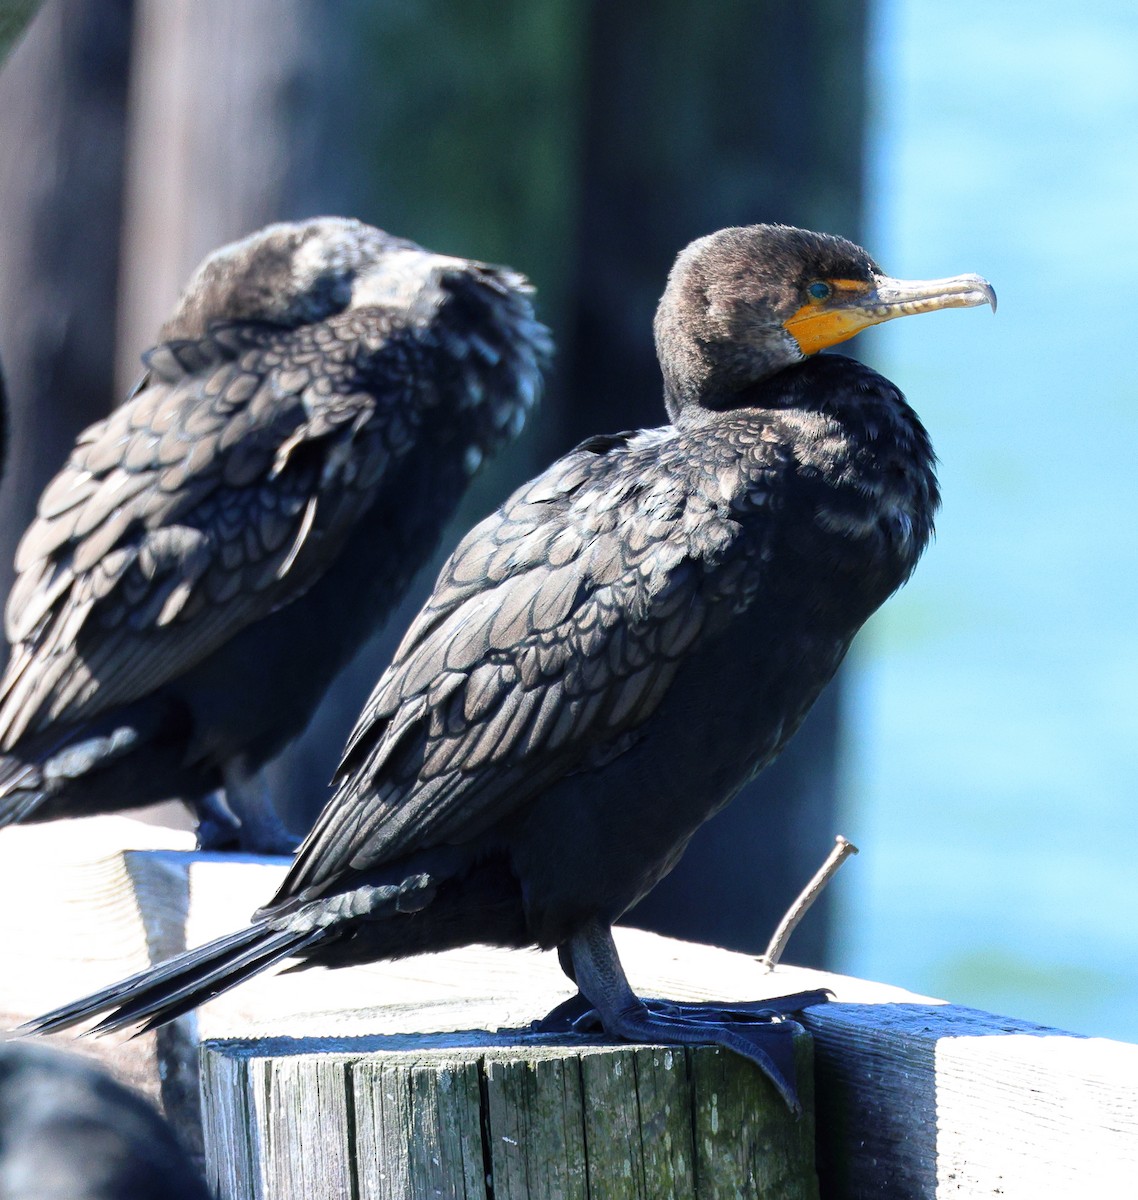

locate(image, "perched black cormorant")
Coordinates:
0 218 549 850
28 226 994 1109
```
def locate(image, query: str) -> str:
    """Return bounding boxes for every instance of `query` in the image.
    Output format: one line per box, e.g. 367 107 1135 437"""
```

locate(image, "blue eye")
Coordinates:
807 281 832 300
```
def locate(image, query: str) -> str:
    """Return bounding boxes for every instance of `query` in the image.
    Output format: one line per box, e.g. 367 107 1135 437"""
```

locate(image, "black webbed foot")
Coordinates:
535 988 829 1034
635 989 831 1024
193 791 243 851
555 921 829 1114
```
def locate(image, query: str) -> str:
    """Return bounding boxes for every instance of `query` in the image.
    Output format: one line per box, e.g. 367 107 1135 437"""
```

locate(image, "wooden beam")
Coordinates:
804 1001 1138 1198
3 819 1135 1198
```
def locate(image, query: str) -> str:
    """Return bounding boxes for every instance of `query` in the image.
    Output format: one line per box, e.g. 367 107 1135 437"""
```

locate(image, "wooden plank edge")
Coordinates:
801 1000 1138 1199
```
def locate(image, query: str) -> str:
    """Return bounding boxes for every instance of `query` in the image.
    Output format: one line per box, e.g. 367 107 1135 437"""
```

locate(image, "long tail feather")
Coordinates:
23 921 320 1037
0 757 46 827
0 787 46 827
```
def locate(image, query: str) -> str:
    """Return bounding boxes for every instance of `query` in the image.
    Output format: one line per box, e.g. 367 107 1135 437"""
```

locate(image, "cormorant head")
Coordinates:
654 224 995 420
160 216 537 343
156 218 550 463
158 217 420 340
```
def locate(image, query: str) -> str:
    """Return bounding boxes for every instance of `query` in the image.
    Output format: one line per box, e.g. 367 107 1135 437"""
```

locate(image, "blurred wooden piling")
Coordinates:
2 816 1137 1198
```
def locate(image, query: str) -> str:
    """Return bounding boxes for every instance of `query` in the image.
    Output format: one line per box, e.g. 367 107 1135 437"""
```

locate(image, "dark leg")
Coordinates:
192 789 243 851
212 758 300 854
540 918 828 1113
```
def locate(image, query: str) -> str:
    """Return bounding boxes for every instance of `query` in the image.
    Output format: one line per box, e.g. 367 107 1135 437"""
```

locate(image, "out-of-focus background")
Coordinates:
843 0 1138 1041
0 0 1134 1042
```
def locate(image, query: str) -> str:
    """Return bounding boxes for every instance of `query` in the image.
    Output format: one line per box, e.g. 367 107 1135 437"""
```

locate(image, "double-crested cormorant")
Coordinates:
0 1043 210 1200
0 218 549 850
28 225 994 1109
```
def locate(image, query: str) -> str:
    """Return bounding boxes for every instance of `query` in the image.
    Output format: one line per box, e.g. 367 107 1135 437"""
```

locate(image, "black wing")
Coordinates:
277 424 784 902
0 316 412 749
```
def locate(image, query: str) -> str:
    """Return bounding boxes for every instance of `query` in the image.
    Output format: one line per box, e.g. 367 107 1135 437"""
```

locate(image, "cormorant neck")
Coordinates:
659 343 804 423
656 324 804 423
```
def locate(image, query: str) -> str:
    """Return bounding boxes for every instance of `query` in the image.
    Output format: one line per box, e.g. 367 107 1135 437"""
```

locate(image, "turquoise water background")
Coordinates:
837 1 1138 1039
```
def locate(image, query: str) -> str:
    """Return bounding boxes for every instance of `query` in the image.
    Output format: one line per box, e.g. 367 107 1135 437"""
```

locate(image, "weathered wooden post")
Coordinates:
201 1034 818 1200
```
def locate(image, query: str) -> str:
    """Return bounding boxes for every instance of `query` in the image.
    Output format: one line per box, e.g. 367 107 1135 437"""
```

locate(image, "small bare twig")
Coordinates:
758 834 859 971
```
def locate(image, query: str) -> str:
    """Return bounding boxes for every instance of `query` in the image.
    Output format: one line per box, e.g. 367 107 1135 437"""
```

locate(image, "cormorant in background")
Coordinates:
28 226 994 1109
0 218 550 850
0 1043 210 1200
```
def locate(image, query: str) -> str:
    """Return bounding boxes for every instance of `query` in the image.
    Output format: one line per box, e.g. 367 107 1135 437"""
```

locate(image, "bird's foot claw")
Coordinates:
609 997 809 1114
642 988 832 1024
534 989 829 1113
532 991 598 1033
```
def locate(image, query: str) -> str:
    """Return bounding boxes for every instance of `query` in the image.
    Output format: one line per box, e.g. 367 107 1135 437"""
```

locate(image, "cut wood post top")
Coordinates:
201 1031 821 1200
